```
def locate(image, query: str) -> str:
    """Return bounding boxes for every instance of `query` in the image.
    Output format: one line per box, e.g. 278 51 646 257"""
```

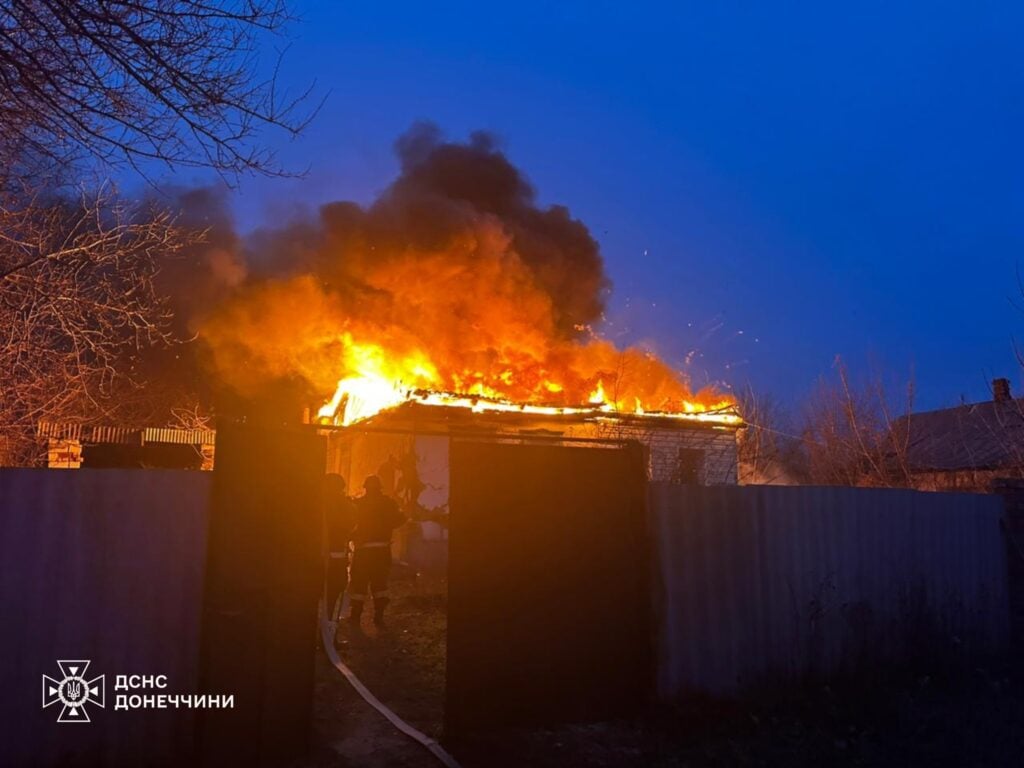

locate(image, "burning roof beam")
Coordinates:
317 385 742 428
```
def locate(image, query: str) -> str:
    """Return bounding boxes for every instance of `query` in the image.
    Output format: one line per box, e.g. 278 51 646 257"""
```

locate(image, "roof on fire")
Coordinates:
346 399 743 434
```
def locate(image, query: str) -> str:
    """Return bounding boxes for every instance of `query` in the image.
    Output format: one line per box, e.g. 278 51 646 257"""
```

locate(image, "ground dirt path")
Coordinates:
308 569 447 767
310 652 438 768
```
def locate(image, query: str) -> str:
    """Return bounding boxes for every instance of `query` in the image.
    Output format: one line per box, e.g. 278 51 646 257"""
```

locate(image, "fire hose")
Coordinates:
318 601 461 768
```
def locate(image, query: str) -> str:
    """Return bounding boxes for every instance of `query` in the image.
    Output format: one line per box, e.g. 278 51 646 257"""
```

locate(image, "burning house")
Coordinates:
191 127 742 556
25 130 744 495
321 389 741 488
316 384 741 570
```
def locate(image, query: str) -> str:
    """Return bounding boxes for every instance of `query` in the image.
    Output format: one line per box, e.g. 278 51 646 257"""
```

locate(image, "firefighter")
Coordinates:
323 473 354 628
348 474 405 628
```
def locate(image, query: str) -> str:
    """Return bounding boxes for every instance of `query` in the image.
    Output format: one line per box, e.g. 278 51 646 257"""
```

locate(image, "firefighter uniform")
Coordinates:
348 475 405 626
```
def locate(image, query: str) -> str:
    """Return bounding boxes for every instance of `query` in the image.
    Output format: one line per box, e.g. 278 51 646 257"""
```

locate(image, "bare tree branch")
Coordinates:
801 358 915 487
0 0 317 183
0 186 196 464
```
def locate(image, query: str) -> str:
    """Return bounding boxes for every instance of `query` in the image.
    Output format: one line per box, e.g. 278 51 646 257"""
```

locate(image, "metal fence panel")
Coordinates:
0 468 211 767
650 484 1010 697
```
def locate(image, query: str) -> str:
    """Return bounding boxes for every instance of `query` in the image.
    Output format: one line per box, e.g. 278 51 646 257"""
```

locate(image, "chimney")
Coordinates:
993 377 1012 403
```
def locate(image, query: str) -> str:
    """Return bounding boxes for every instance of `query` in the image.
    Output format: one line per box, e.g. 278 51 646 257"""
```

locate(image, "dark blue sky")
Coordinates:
214 1 1024 411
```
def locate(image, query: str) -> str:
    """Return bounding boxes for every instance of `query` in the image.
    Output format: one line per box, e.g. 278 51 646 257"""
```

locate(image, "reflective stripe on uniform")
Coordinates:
357 541 390 549
349 593 366 601
329 552 348 559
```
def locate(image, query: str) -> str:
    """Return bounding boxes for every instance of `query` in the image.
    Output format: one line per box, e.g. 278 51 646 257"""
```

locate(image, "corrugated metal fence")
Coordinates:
0 469 211 767
650 484 1010 697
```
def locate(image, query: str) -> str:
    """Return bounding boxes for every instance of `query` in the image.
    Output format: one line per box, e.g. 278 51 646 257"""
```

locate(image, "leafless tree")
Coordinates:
0 187 194 464
0 0 314 183
737 386 801 484
801 359 914 487
0 1 319 463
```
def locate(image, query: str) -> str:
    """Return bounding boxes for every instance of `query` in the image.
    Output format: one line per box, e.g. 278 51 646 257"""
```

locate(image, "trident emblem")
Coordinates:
42 660 105 722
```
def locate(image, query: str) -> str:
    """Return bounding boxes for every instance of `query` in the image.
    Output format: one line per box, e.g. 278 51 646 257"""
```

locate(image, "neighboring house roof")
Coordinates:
895 399 1024 472
37 422 216 446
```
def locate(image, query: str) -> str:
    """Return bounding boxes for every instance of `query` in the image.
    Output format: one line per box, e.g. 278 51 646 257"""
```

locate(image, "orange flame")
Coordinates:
314 336 737 427
197 131 739 427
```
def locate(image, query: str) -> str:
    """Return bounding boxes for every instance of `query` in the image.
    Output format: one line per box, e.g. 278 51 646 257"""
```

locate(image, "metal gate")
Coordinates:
196 425 325 767
446 438 652 735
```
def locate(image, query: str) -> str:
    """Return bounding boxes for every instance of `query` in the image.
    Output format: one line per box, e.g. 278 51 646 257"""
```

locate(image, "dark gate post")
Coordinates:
195 425 325 767
993 478 1024 650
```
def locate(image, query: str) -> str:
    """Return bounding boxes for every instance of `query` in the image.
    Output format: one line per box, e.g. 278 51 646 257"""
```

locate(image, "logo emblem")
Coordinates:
42 660 105 722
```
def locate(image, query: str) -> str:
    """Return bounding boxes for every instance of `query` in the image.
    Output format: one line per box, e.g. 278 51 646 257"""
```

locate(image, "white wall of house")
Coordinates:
327 418 739 499
557 422 739 484
326 416 738 571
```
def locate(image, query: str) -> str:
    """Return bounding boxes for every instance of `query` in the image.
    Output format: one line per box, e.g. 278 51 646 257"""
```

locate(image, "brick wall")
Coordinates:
563 422 739 484
327 415 741 488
